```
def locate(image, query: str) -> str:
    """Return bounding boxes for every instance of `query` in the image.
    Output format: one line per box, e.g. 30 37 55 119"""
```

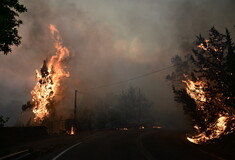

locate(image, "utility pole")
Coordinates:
138 88 141 125
74 90 78 122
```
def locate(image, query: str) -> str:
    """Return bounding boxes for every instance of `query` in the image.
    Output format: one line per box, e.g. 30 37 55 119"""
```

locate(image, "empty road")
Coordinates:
42 129 222 160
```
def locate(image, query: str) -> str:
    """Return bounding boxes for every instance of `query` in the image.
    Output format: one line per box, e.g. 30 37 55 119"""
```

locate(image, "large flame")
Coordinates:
182 79 207 103
186 115 234 144
183 79 235 144
31 24 70 122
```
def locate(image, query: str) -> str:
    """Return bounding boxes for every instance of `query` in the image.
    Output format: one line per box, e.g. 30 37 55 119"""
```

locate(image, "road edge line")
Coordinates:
51 142 82 160
0 149 29 160
137 132 155 160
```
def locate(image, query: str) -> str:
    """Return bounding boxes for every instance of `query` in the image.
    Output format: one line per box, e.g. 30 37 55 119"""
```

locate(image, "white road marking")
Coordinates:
0 149 29 160
52 142 82 160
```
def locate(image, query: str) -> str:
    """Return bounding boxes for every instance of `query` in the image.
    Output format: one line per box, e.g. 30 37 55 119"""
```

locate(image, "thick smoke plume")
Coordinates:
0 0 234 128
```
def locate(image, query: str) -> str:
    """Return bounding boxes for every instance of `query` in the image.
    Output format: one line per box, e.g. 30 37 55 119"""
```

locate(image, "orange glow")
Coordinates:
152 126 162 129
139 126 145 130
66 126 75 135
198 39 219 52
69 126 75 135
31 24 70 122
119 127 128 131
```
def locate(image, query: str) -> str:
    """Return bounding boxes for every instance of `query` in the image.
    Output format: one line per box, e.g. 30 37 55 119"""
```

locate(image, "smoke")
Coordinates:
0 0 234 128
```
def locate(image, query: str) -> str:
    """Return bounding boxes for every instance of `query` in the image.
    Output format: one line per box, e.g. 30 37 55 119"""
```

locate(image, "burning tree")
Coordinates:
22 24 70 124
166 27 235 144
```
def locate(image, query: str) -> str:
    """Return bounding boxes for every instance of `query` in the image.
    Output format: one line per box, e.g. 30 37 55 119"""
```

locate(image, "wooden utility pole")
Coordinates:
138 88 141 124
74 90 78 121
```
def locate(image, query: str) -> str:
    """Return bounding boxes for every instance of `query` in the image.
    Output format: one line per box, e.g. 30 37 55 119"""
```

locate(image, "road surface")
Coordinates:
42 129 222 160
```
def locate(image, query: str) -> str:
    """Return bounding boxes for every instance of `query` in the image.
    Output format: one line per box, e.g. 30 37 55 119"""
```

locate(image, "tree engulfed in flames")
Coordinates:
168 27 235 144
30 24 70 122
183 79 235 144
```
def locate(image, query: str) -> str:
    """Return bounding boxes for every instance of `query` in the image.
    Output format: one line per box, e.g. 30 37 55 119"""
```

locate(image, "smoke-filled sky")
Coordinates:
0 0 234 127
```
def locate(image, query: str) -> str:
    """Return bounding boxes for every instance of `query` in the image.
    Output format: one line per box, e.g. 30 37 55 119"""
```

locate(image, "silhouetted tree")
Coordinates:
0 0 27 54
92 102 108 129
76 105 92 130
117 86 152 126
0 115 9 127
76 87 153 130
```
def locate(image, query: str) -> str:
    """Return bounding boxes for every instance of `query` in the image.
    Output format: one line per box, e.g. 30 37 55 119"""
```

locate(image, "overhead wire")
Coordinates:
82 64 179 91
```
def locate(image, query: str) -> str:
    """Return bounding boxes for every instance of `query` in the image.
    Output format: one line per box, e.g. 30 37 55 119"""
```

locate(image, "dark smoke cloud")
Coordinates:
0 0 234 128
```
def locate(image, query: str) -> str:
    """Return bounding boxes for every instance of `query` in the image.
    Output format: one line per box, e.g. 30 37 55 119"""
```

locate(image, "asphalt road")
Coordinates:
43 129 222 160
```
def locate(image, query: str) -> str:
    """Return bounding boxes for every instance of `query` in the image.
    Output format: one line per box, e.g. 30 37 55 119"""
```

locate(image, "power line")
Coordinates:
85 64 178 90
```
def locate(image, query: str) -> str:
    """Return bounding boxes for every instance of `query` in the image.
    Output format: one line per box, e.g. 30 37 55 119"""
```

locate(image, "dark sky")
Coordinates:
0 0 234 127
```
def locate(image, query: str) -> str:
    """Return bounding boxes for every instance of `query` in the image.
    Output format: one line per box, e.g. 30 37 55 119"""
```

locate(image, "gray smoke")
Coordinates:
0 0 234 129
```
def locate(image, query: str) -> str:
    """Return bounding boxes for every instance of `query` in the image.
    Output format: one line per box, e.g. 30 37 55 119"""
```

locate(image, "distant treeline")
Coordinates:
76 86 155 130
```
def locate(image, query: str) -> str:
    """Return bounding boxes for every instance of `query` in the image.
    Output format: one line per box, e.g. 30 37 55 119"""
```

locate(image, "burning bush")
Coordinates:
167 27 235 144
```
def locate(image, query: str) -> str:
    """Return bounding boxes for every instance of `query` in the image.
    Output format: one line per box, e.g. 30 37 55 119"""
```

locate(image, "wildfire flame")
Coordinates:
30 24 70 122
198 39 219 52
186 115 233 144
67 126 75 135
181 39 235 144
118 127 128 131
182 79 207 103
152 126 162 129
183 79 235 144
